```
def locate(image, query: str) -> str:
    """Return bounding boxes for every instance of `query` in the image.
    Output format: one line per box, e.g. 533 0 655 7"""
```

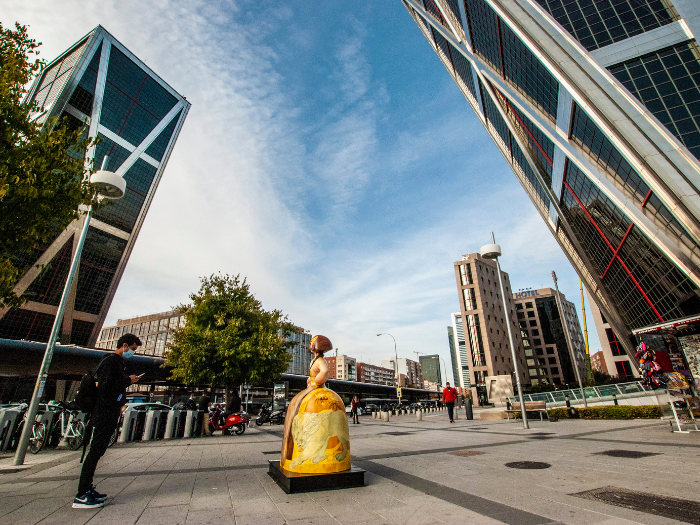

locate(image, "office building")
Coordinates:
97 310 184 357
283 329 313 376
403 0 700 360
381 358 424 388
514 288 588 385
586 289 639 378
448 313 470 390
419 354 442 386
326 355 357 382
98 314 311 375
423 380 441 391
356 362 395 386
0 26 189 347
590 351 609 376
453 253 528 405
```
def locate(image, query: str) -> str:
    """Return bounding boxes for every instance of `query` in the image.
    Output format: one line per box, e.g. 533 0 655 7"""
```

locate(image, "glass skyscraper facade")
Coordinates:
0 26 189 347
405 0 700 359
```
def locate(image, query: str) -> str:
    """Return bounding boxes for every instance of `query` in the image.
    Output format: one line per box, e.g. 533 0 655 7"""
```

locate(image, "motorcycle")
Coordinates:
208 405 249 435
255 403 285 426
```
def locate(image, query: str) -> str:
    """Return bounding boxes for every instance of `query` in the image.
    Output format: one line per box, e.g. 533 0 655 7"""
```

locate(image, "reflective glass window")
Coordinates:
31 39 88 118
463 288 478 310
466 314 486 366
22 238 74 306
609 42 700 161
0 309 56 342
100 46 177 147
74 227 128 315
533 0 678 51
93 159 158 233
68 43 102 116
560 160 697 329
570 103 700 260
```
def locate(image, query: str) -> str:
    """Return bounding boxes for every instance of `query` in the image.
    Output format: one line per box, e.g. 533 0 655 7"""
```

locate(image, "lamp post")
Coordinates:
14 158 126 466
552 271 587 408
439 356 448 389
376 333 398 384
480 233 529 429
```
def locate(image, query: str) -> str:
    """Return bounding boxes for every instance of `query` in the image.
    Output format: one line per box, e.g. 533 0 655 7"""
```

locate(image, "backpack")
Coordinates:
74 356 109 413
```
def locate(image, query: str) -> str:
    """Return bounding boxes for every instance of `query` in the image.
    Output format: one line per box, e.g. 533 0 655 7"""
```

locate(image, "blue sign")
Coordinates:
514 290 539 299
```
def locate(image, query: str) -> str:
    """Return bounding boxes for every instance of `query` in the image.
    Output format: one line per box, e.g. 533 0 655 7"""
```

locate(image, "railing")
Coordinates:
507 381 657 406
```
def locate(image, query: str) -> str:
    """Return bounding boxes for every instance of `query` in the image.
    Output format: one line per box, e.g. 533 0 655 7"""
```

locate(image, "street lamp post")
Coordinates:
552 271 587 408
480 233 529 429
14 158 126 466
376 333 398 384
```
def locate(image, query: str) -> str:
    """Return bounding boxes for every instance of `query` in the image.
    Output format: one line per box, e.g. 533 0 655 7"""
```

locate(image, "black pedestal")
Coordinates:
268 460 365 494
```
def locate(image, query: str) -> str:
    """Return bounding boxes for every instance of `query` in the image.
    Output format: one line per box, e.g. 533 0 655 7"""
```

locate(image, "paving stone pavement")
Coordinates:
0 411 698 525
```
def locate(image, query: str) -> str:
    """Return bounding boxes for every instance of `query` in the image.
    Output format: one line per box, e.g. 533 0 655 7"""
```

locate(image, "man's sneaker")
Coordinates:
88 487 107 502
72 492 104 509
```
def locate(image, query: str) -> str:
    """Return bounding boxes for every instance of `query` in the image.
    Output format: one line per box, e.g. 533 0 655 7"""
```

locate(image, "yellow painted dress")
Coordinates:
280 368 351 473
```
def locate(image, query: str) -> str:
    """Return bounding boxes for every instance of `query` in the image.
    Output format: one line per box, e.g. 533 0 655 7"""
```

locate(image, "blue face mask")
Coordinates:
123 349 135 358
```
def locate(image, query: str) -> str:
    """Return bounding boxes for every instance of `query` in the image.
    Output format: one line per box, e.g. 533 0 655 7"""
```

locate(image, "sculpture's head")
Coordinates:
309 335 332 356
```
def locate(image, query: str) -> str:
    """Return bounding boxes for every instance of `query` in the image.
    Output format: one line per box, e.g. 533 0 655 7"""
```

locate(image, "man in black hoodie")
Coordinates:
73 333 141 509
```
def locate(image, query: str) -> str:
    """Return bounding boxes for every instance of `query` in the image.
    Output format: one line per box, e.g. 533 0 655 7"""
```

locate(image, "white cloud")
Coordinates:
3 1 602 381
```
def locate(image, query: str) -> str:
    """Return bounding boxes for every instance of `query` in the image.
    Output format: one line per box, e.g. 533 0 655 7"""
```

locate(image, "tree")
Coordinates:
164 274 296 400
0 22 99 308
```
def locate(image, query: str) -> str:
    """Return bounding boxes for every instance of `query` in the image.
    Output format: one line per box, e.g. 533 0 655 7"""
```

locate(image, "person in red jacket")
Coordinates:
442 382 458 423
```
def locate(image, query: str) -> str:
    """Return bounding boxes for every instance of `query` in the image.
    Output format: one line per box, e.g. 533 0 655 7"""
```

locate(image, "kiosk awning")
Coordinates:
632 314 700 335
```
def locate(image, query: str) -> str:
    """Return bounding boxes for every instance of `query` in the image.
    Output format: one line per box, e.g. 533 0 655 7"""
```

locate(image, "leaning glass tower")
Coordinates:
403 0 700 357
0 26 190 347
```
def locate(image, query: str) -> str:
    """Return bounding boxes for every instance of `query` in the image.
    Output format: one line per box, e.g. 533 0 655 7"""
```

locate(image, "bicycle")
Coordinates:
45 401 86 451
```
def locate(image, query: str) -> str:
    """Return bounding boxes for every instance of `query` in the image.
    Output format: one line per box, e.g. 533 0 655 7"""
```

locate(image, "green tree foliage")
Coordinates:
0 22 99 308
164 274 296 390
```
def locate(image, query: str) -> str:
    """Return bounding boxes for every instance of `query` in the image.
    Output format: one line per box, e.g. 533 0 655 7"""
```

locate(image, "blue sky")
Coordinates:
6 1 602 382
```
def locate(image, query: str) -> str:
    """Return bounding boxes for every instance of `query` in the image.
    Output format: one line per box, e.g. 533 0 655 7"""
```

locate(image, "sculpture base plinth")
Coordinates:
268 460 365 494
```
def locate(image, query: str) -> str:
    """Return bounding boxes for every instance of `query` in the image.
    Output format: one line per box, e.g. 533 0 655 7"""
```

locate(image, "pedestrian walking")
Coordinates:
73 334 141 509
197 391 211 436
351 396 360 424
442 382 458 424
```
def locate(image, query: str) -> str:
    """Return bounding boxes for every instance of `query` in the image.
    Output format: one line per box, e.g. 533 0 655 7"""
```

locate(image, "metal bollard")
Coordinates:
465 399 473 420
119 408 138 443
612 394 618 406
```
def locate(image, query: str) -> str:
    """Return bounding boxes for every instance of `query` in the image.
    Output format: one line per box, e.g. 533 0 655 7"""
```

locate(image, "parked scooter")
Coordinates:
208 405 249 435
255 403 285 426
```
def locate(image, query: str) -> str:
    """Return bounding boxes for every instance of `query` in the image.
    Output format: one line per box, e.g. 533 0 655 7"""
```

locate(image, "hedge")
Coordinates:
546 405 661 420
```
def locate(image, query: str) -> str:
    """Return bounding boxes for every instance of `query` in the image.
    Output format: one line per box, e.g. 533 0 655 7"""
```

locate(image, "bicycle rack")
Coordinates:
143 410 165 441
163 409 182 440
183 410 198 438
119 408 138 443
0 409 21 452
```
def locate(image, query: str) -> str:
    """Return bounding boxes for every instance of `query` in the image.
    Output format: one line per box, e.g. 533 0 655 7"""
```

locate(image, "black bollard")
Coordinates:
612 393 618 406
465 398 473 420
565 394 570 408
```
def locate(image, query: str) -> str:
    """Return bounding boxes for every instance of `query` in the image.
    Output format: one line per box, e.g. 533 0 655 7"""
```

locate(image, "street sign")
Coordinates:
396 387 402 398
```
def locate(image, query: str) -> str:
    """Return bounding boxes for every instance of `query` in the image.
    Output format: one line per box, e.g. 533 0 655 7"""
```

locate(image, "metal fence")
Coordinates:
507 381 657 406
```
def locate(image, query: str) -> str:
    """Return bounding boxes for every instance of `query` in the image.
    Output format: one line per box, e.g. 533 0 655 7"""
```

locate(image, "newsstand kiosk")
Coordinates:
633 314 700 433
